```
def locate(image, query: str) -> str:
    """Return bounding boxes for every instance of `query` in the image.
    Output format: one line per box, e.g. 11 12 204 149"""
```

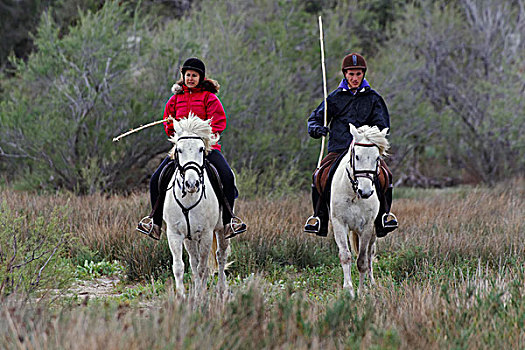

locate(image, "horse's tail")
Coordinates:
349 231 359 255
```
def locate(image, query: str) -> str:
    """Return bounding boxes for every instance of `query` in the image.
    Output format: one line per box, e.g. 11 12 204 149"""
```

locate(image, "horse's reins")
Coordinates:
346 141 379 195
172 135 207 241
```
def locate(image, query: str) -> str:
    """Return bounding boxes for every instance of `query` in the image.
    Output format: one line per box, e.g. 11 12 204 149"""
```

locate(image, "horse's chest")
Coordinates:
332 195 378 227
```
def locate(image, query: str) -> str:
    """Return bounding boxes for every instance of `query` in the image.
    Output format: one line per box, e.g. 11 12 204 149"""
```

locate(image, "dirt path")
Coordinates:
71 276 122 298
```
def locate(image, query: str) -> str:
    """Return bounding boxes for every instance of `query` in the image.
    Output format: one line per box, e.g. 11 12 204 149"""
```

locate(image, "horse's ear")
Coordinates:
381 127 389 137
349 123 359 139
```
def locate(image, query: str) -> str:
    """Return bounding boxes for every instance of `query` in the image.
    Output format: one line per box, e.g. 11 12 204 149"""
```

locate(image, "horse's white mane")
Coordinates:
168 112 219 156
355 125 390 156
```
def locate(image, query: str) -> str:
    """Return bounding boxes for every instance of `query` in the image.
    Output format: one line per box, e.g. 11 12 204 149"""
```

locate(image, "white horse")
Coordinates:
330 123 389 297
163 113 230 300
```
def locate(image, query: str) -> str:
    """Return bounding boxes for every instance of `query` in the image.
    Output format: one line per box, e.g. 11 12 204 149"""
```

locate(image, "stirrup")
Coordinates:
136 216 153 235
225 217 247 239
136 216 161 240
382 212 398 228
304 215 321 233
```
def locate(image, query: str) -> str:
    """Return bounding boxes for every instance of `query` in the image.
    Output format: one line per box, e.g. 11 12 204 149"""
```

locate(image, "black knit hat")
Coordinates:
181 57 206 78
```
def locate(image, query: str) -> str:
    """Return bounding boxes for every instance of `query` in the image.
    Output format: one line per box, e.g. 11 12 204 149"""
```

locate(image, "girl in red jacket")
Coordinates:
137 57 246 240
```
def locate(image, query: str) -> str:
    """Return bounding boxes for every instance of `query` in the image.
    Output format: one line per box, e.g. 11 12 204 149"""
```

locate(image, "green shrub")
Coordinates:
75 259 125 279
0 201 72 298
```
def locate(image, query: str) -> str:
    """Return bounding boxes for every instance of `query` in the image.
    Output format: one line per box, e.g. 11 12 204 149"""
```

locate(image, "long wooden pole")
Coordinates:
317 15 328 168
112 118 166 142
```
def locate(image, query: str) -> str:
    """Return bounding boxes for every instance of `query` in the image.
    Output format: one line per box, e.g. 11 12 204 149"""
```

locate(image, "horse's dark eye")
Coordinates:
177 149 182 153
199 147 204 153
356 155 360 161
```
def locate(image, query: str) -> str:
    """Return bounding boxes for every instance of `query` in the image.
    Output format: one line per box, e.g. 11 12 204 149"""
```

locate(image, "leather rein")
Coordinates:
171 135 207 240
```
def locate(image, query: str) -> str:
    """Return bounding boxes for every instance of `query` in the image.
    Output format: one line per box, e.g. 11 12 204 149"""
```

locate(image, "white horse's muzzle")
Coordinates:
357 186 374 199
184 177 200 193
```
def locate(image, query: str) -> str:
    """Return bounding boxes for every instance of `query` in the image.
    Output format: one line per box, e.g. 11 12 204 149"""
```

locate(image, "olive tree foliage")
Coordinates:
1 0 400 195
375 0 525 185
0 0 106 70
0 2 174 193
171 0 322 195
152 0 401 195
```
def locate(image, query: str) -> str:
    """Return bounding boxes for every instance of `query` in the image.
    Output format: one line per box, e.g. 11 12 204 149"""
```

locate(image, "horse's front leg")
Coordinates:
167 228 186 299
195 231 213 300
332 217 355 298
357 228 374 296
215 227 230 299
183 238 200 299
367 235 377 286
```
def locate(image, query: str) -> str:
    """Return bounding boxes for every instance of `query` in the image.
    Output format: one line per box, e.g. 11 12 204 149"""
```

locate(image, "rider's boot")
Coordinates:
304 185 329 237
136 216 162 240
375 187 398 238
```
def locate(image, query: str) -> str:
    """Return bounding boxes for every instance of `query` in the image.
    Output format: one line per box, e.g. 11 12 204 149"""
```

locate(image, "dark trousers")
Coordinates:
150 156 172 226
150 150 236 226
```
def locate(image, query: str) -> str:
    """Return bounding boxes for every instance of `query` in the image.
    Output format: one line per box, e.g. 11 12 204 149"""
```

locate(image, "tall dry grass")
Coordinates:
382 179 524 259
1 178 524 348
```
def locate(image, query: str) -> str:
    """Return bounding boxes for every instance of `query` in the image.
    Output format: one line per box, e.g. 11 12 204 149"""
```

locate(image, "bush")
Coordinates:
0 2 168 194
0 201 72 298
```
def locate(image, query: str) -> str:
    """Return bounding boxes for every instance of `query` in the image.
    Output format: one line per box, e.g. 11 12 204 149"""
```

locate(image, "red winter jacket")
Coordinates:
163 81 227 151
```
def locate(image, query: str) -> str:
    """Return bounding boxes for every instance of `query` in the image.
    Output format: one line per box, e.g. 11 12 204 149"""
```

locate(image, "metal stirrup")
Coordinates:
231 216 245 232
305 215 321 227
225 216 246 239
381 212 398 228
137 216 153 235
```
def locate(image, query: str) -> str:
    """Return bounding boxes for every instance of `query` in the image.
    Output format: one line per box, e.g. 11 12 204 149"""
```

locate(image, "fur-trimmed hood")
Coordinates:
171 78 220 95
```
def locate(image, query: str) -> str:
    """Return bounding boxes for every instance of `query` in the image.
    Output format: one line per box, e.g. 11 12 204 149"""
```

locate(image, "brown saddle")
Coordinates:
313 152 392 198
313 152 341 195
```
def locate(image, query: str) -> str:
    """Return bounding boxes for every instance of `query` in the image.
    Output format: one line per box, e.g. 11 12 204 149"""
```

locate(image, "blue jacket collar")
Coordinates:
338 78 370 93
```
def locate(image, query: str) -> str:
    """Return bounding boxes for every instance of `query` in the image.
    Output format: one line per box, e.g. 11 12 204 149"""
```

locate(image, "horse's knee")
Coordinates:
357 254 367 274
339 251 351 265
173 262 184 277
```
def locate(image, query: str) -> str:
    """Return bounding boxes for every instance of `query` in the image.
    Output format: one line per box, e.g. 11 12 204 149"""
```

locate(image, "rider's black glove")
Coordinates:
310 126 329 139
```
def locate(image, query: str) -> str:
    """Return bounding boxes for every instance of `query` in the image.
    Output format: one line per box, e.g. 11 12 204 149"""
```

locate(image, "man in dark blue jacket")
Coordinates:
304 53 398 237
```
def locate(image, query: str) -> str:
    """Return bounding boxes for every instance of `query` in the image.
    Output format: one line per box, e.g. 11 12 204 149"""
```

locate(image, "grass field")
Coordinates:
1 179 524 349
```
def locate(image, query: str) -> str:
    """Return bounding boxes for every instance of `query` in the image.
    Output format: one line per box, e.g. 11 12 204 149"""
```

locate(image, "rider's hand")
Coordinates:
310 126 329 139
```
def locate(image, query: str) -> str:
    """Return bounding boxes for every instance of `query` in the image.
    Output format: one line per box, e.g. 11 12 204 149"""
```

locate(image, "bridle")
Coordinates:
345 141 379 195
171 135 207 240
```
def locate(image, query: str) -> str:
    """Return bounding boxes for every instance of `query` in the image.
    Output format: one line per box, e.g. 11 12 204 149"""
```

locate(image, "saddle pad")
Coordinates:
377 159 392 194
204 160 224 199
314 152 346 195
159 161 175 192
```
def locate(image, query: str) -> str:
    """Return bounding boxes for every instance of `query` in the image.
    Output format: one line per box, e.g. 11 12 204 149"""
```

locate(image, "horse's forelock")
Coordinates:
169 113 219 154
357 125 390 156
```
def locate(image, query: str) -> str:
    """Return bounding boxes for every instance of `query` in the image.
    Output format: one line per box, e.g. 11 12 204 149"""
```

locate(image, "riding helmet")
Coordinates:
181 57 206 78
342 53 367 73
